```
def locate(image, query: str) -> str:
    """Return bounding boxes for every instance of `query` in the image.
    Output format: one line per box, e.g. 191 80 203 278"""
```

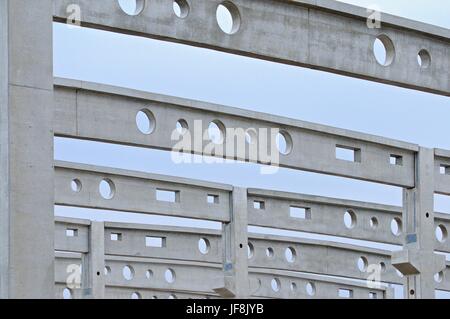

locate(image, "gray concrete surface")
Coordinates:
0 0 54 298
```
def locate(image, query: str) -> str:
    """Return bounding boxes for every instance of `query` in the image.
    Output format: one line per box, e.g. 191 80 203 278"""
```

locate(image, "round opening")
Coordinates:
122 265 134 281
198 238 211 255
417 49 431 69
247 243 254 259
276 131 293 155
285 247 296 263
436 225 448 243
104 266 111 276
71 179 82 193
357 256 368 272
344 210 357 229
165 269 176 283
118 0 146 16
369 217 378 229
390 217 402 237
410 289 415 296
245 129 257 145
176 119 189 135
168 294 177 299
435 271 444 283
173 0 189 18
136 109 156 135
208 120 226 144
216 2 241 35
271 278 281 292
131 292 142 299
379 262 386 272
99 179 115 200
266 247 274 258
373 35 395 66
63 288 72 299
306 282 316 296
290 282 297 292
145 269 153 279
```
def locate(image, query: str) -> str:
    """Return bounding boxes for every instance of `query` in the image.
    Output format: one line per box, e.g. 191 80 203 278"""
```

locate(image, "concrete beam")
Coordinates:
54 79 418 187
0 0 54 298
52 0 450 96
55 161 231 222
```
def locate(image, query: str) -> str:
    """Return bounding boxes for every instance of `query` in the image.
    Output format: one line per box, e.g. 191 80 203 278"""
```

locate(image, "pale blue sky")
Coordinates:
53 1 450 297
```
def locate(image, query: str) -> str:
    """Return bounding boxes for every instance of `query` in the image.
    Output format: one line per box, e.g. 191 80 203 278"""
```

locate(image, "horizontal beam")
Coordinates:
52 0 450 96
54 79 418 187
55 161 231 222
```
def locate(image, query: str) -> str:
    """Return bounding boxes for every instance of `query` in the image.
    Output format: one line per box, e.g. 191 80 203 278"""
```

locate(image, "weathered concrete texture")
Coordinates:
0 0 54 298
53 0 450 96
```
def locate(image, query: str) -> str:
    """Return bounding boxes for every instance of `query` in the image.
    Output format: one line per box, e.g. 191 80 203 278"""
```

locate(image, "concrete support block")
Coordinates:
215 187 250 298
0 0 54 298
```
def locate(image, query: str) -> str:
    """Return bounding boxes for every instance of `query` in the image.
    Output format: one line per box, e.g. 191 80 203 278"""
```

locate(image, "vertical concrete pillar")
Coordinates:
0 0 54 298
393 147 445 299
215 187 250 298
83 222 105 299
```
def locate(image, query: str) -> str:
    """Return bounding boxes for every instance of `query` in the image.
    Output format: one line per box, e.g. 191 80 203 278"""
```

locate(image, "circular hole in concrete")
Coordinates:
435 271 444 283
173 0 189 18
436 224 448 243
165 268 176 283
380 262 386 272
131 292 142 299
271 278 281 292
417 49 431 69
357 256 368 272
373 35 395 66
290 282 297 292
176 119 189 135
306 282 316 296
216 1 241 35
370 217 378 229
276 131 293 155
198 238 211 255
390 217 402 237
63 288 72 299
118 0 146 16
285 247 296 263
168 294 177 299
146 269 153 279
104 266 111 276
122 265 134 281
266 247 274 258
344 210 357 229
208 120 226 144
99 178 115 200
136 109 156 135
247 243 254 259
71 179 82 193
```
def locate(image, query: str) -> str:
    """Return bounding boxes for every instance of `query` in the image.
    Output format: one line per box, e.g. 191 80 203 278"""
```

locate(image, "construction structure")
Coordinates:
1 0 450 299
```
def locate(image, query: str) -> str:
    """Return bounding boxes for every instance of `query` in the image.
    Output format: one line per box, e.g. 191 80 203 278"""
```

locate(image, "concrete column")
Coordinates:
0 0 54 298
215 187 250 298
393 147 446 299
83 222 105 299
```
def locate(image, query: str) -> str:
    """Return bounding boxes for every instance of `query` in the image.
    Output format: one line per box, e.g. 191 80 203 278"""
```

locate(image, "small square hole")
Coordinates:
145 236 166 248
336 145 361 163
390 155 403 166
207 194 219 204
156 189 180 203
440 165 449 175
290 206 311 220
369 292 377 299
253 201 265 210
66 228 78 237
338 288 353 298
110 233 122 241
